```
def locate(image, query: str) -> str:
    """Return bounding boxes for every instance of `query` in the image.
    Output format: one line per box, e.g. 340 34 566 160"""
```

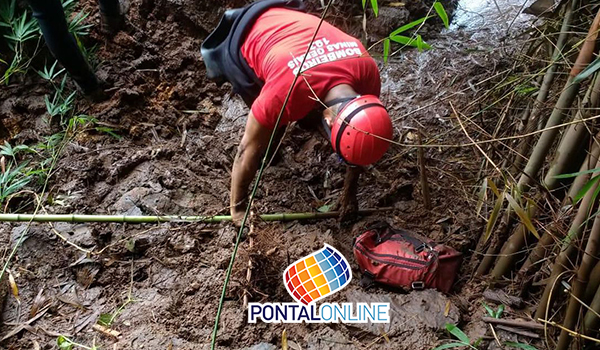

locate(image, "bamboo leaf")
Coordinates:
496 304 504 318
370 0 379 16
574 175 600 203
434 1 449 28
383 38 390 64
484 192 504 243
574 56 600 83
504 342 538 350
505 193 540 239
390 35 432 50
446 324 470 343
476 177 488 217
7 269 19 303
416 34 425 52
487 178 500 198
390 16 430 36
482 302 494 317
554 167 600 179
282 329 288 350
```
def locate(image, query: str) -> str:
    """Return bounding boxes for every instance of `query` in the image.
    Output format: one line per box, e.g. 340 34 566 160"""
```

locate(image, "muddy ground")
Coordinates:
0 0 538 349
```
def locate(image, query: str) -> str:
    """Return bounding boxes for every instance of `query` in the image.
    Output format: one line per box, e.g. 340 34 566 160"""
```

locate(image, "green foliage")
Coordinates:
37 60 66 82
362 0 379 17
378 1 449 58
574 56 600 83
57 335 99 350
434 1 449 29
431 324 480 350
383 38 390 64
482 302 504 318
504 342 538 350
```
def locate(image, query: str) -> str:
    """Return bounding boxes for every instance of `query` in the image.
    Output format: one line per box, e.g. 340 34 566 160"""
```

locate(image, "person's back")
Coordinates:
240 8 381 128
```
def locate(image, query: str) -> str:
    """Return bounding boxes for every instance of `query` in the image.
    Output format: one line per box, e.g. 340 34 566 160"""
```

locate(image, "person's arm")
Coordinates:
230 112 274 225
338 165 363 222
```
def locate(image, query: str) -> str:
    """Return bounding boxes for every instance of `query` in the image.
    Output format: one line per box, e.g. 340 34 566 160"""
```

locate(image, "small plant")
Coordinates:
363 0 449 63
482 302 504 319
57 335 99 350
37 60 65 83
432 324 481 350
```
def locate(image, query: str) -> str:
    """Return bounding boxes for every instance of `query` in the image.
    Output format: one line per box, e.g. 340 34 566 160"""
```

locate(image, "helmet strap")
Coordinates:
333 102 386 165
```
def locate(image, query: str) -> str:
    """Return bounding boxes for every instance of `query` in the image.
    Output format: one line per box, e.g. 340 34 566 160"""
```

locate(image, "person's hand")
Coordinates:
231 207 246 228
335 166 362 224
336 186 359 224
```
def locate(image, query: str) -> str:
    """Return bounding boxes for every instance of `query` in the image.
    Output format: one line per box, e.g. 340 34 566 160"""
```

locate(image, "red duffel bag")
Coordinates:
353 221 462 293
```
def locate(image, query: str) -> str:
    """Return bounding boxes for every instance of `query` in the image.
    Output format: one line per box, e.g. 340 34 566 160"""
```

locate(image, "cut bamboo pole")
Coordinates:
556 207 600 350
535 157 600 320
0 208 392 224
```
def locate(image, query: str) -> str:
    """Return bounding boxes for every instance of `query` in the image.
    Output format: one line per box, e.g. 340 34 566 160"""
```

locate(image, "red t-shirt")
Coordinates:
241 8 381 129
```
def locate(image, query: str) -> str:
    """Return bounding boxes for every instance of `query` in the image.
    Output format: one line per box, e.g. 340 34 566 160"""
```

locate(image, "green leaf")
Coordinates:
475 177 488 217
416 34 425 52
434 1 449 28
504 341 538 350
505 193 539 239
484 192 504 243
446 324 470 344
317 204 331 213
431 343 470 350
390 16 431 36
554 167 600 179
98 313 113 327
390 35 432 50
362 0 367 9
482 302 495 317
496 304 504 318
487 178 501 198
383 38 390 64
574 56 600 83
57 336 73 350
370 0 378 16
574 175 600 203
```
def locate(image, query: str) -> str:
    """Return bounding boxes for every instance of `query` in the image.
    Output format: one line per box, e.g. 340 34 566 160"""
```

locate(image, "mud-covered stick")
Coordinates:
0 207 393 224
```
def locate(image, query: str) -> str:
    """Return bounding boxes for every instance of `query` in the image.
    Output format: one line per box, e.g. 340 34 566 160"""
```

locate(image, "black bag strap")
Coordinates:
367 221 429 252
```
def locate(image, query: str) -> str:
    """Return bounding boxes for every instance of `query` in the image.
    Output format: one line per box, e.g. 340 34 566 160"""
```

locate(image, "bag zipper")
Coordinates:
355 244 433 270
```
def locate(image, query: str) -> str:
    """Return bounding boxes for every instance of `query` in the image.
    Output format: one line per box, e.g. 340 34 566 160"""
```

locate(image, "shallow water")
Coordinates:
451 0 533 32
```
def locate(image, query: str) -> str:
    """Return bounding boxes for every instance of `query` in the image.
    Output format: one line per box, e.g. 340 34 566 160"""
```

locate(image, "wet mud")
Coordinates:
0 0 536 349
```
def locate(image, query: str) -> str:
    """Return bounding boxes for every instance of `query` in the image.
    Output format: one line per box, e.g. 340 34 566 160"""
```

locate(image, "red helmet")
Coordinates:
329 95 392 166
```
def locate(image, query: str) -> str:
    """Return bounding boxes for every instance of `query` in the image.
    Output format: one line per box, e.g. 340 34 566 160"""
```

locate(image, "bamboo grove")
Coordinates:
470 2 600 348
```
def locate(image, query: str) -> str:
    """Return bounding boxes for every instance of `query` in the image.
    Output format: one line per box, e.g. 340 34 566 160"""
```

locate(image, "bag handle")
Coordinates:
368 221 429 252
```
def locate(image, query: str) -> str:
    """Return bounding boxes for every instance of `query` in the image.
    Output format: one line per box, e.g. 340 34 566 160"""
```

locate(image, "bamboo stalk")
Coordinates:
492 76 600 279
584 283 600 335
520 137 600 275
535 157 600 320
585 261 600 304
511 0 576 175
544 75 600 189
556 207 600 350
0 208 392 224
